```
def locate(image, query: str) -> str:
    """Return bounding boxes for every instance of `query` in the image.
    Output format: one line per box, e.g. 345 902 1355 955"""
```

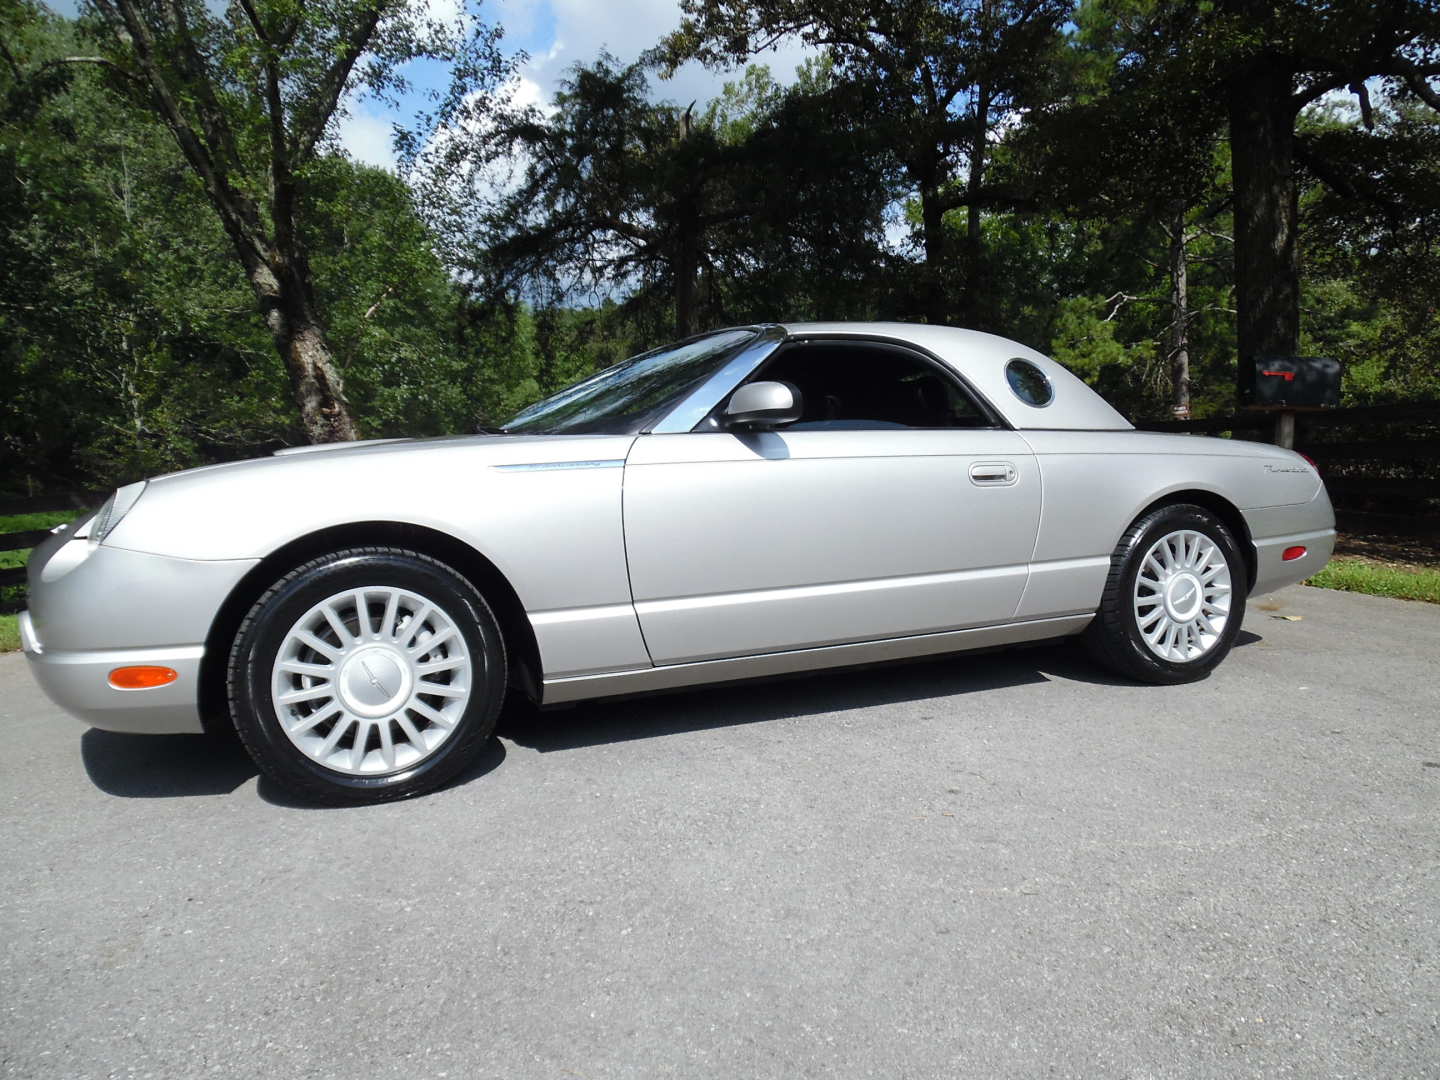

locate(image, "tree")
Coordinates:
450 56 892 338
1009 9 1237 417
50 0 510 442
653 0 1073 326
1065 0 1440 398
1217 0 1440 397
1 2 486 491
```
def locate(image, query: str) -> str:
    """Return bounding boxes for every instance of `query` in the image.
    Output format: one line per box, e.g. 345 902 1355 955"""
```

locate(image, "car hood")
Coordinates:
148 432 635 487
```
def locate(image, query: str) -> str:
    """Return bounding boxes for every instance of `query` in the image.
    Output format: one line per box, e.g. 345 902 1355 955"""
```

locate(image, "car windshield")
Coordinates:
502 328 759 435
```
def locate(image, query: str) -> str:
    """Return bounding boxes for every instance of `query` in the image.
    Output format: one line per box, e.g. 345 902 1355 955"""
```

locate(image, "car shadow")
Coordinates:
80 631 1263 800
80 729 508 807
498 634 1266 754
82 729 258 799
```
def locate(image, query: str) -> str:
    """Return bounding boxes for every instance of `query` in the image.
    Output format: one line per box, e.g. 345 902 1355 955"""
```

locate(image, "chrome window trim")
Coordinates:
648 324 788 434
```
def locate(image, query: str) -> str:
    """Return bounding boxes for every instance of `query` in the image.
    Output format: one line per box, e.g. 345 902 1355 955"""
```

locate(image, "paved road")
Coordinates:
1 585 1437 1079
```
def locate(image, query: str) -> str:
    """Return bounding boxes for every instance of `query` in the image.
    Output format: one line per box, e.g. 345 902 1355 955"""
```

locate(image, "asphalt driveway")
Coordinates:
1 584 1437 1079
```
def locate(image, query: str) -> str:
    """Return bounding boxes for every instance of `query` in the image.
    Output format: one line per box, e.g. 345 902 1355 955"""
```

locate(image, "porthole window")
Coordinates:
1005 358 1053 408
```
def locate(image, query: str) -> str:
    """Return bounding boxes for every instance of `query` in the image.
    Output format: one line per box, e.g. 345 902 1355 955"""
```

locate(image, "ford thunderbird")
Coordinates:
21 323 1335 803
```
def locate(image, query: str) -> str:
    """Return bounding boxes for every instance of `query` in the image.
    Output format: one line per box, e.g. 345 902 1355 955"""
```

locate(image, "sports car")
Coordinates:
21 322 1335 803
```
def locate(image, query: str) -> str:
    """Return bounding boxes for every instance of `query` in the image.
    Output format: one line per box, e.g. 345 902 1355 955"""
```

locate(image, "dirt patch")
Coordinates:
1333 513 1440 570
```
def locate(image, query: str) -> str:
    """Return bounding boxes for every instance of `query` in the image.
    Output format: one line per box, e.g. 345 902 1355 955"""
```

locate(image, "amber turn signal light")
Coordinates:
1281 546 1307 562
108 666 179 690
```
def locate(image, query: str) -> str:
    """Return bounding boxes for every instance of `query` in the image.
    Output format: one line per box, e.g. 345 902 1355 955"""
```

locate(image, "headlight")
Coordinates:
74 481 148 545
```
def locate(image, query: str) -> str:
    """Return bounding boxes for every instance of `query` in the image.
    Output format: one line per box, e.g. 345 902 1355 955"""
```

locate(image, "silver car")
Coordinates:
22 323 1335 803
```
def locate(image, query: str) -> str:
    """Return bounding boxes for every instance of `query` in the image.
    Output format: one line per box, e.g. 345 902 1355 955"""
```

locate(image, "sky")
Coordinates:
43 0 814 171
338 0 816 170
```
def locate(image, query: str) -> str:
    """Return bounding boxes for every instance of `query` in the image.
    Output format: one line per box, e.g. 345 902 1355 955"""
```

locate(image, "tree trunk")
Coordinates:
674 210 701 339
961 86 991 330
1229 62 1300 404
1166 203 1191 418
919 184 948 325
247 259 360 444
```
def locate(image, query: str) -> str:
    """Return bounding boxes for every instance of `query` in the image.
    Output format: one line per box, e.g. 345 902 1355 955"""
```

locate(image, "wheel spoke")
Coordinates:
287 701 341 735
320 602 353 646
416 679 467 699
317 713 355 758
411 625 456 657
279 658 334 678
296 630 341 661
415 657 464 676
378 720 397 770
380 590 401 641
396 711 428 748
400 603 434 648
351 720 371 771
353 590 373 639
410 699 453 729
277 683 334 706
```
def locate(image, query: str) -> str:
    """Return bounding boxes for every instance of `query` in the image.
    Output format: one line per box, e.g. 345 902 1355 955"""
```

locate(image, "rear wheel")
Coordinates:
1084 504 1247 684
227 547 506 804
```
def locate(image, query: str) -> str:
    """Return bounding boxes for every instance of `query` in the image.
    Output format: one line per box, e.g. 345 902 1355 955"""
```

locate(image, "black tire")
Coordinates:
1083 503 1247 685
227 546 507 805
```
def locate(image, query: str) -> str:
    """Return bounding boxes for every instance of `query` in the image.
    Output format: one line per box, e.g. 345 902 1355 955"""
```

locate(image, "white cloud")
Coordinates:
335 106 399 171
517 0 818 108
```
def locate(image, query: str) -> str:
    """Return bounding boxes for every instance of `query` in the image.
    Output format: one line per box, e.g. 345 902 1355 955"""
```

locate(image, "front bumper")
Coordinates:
20 532 258 734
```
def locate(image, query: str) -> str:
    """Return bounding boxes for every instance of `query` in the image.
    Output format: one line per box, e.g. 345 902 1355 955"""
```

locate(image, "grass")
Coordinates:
1 510 83 653
1306 556 1440 604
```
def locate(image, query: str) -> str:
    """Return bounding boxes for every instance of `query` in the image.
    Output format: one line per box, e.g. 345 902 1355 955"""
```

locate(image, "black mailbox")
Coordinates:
1243 356 1342 408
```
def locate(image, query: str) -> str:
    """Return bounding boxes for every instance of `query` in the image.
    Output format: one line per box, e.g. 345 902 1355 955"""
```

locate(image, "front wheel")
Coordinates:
227 547 507 804
1084 504 1247 685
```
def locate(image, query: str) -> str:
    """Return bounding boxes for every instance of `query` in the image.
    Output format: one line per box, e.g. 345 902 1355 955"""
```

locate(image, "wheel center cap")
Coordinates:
1164 572 1203 622
337 646 412 718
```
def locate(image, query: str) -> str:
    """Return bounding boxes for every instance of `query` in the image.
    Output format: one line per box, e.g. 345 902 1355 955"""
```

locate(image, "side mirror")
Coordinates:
723 380 803 430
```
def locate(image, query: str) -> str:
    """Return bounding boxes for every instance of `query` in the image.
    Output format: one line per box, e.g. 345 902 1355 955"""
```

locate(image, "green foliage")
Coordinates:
1299 96 1440 404
0 0 1437 499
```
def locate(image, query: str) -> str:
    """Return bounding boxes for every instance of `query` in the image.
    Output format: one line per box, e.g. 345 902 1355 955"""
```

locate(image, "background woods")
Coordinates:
1 0 1437 495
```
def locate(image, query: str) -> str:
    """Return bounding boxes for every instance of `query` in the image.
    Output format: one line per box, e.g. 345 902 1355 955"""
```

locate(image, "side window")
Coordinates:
1005 358 1053 407
752 342 991 430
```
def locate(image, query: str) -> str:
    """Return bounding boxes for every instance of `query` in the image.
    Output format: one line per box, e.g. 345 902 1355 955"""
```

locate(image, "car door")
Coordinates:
622 339 1041 666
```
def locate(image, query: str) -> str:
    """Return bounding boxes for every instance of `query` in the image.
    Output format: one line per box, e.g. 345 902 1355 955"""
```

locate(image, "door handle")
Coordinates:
969 461 1017 486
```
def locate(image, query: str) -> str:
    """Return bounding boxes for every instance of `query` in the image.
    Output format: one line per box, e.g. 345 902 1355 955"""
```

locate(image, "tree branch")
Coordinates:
1404 72 1440 114
237 0 295 250
159 0 244 173
292 1 390 165
93 0 270 265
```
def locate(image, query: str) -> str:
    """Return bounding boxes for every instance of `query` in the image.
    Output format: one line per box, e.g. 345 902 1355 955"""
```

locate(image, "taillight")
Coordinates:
1282 546 1307 562
1298 452 1318 470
